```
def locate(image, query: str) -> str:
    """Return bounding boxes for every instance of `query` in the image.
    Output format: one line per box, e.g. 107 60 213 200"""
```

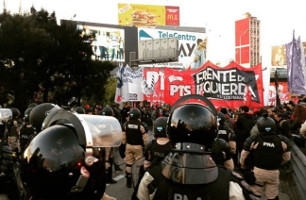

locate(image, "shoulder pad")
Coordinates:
243 134 258 150
229 133 236 140
277 134 289 143
277 134 290 150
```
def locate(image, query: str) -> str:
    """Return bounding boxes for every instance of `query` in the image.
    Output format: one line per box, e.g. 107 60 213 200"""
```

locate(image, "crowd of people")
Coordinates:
0 96 305 200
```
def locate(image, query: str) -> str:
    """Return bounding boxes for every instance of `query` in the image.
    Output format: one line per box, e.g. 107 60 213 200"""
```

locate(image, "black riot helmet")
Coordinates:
167 95 218 153
28 103 38 108
75 106 85 114
217 111 225 126
211 138 231 165
129 108 141 120
29 103 60 132
10 107 21 119
24 107 35 123
153 117 168 138
20 108 122 200
256 113 276 134
102 105 114 116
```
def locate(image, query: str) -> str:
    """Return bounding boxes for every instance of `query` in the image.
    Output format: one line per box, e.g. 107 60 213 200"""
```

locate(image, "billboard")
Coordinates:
77 24 125 62
271 42 306 66
118 4 179 27
271 45 286 66
138 28 206 68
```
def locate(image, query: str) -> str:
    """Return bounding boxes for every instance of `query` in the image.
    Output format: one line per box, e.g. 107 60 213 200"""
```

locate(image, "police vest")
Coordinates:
125 120 144 145
148 164 233 200
145 140 171 163
253 134 283 170
217 129 229 141
19 125 34 143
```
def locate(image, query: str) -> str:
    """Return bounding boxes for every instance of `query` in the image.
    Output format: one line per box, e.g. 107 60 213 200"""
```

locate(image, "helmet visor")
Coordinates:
78 115 122 147
0 109 13 121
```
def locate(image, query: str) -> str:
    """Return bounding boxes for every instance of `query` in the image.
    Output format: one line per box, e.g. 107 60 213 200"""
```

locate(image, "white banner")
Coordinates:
115 65 144 103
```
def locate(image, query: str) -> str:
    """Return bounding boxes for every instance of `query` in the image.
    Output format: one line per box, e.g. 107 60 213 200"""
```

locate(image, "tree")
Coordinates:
0 7 116 112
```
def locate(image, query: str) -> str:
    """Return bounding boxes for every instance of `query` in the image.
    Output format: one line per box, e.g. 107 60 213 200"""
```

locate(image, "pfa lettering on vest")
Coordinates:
218 130 227 135
128 124 139 129
263 142 275 147
174 193 202 200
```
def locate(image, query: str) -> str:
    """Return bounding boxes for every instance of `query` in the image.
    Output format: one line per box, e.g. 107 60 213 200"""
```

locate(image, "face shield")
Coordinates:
77 114 122 148
0 109 13 123
42 109 122 153
22 109 123 196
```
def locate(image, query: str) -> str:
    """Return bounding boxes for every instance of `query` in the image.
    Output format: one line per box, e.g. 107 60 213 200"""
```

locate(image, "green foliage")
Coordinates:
104 77 117 105
0 7 116 112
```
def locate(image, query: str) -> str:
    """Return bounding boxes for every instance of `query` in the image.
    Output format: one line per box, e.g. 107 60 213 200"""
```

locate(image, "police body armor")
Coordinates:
148 153 233 200
145 140 171 163
253 134 283 170
217 129 230 141
125 120 144 146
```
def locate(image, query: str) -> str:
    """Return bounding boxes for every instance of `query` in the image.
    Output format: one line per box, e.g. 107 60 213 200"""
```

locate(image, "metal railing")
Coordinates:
289 140 306 199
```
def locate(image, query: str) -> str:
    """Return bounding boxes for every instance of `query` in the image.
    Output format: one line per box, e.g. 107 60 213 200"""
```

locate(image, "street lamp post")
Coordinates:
239 29 250 64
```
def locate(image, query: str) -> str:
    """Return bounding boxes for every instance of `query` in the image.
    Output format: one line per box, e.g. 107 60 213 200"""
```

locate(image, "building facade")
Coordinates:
235 12 261 68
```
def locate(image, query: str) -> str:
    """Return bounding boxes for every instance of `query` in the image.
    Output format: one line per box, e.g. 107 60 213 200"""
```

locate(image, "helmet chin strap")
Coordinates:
71 166 90 193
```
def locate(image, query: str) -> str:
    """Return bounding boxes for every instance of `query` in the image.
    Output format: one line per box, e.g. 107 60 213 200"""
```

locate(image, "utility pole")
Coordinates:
18 0 22 14
3 0 6 12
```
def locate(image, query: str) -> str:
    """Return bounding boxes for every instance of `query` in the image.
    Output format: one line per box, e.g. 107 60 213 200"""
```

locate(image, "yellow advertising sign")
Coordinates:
118 4 166 27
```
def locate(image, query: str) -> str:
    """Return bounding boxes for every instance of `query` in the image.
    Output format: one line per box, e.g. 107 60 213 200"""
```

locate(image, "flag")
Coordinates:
285 31 306 95
114 64 125 103
114 64 144 103
274 70 281 107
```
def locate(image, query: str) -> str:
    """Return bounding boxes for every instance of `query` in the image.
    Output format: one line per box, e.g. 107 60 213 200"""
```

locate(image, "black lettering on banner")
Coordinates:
192 66 260 102
129 93 138 100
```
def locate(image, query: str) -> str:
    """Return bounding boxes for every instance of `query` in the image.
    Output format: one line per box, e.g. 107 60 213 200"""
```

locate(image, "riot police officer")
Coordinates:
19 107 35 154
211 138 235 170
101 105 117 184
122 108 148 188
18 101 122 200
240 114 291 200
132 116 171 200
137 95 258 200
143 116 171 170
217 112 236 157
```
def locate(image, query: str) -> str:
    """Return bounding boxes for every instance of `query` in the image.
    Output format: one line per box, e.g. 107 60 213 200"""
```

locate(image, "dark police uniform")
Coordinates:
138 152 258 200
240 134 291 200
19 123 35 153
123 118 147 187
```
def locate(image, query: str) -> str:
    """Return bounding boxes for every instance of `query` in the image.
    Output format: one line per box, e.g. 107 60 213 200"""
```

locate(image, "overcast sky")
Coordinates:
2 0 306 67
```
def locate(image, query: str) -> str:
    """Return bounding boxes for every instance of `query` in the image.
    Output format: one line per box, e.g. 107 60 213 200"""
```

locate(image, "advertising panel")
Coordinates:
165 6 180 26
138 28 206 68
271 42 306 66
77 24 125 62
271 45 286 66
118 4 179 27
